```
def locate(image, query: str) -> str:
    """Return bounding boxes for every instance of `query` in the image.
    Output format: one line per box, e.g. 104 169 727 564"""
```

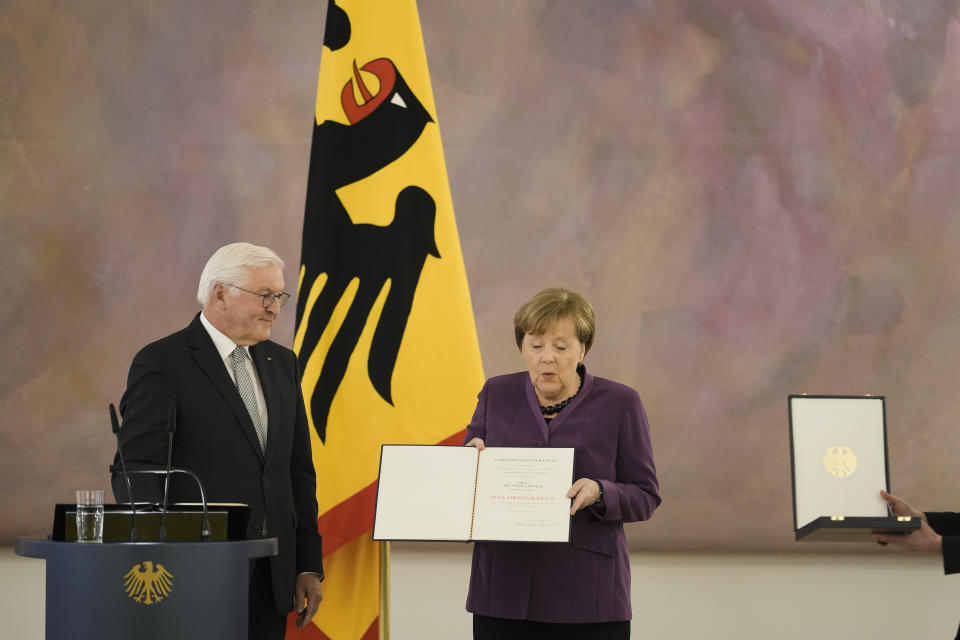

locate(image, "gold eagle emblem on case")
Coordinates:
823 445 858 478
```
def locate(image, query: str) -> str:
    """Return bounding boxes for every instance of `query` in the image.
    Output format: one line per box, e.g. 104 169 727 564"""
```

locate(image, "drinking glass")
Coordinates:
76 490 104 543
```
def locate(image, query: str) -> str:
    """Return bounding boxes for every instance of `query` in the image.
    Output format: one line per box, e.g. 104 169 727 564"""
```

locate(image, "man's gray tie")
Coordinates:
230 346 266 451
231 346 269 537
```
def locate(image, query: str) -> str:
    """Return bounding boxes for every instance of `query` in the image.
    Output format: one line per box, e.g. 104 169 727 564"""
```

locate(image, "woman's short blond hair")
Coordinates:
513 287 595 354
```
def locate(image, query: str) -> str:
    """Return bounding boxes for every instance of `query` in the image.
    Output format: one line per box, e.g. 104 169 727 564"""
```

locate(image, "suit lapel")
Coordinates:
522 369 595 443
545 370 593 432
186 315 265 460
523 376 550 444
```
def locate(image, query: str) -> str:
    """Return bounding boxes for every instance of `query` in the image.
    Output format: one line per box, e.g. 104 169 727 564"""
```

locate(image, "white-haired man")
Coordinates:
111 242 324 640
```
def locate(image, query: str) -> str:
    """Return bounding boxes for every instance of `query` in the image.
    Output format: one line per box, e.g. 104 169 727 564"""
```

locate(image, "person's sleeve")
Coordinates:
925 512 960 536
595 389 661 523
941 536 960 575
462 380 489 445
111 344 175 503
291 355 324 579
925 512 960 575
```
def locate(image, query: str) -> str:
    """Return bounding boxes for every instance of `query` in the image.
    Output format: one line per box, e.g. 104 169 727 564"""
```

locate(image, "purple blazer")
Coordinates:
464 369 661 624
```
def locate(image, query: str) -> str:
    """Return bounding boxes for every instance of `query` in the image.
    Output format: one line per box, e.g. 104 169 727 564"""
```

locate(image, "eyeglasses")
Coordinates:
224 283 291 308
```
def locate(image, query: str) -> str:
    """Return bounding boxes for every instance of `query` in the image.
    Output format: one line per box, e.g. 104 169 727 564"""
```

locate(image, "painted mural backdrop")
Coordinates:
4 0 960 551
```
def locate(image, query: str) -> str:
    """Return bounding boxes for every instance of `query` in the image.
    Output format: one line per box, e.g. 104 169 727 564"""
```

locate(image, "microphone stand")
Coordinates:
109 403 138 542
158 405 176 541
126 469 212 541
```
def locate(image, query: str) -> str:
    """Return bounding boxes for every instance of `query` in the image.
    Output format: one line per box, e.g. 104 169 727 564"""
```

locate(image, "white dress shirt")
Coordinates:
200 311 268 442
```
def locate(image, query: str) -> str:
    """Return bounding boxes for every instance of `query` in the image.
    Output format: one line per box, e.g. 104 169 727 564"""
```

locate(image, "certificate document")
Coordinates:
373 445 575 543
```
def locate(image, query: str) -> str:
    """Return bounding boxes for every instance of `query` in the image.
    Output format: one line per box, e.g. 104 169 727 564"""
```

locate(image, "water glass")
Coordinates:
76 490 104 543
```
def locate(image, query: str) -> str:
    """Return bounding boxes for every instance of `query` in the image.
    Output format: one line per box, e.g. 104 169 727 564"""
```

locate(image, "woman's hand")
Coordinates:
567 478 601 515
465 437 485 450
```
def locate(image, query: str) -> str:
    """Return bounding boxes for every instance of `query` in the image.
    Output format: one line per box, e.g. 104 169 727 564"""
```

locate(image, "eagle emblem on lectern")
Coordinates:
123 561 173 605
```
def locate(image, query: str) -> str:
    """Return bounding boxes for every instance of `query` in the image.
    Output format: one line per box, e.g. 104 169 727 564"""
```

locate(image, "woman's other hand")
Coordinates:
466 438 485 450
567 478 601 515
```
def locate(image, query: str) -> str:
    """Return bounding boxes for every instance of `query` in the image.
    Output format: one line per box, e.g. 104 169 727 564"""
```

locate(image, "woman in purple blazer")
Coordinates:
464 287 661 640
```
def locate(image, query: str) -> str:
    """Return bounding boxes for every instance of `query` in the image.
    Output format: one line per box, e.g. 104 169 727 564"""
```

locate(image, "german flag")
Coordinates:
291 1 484 637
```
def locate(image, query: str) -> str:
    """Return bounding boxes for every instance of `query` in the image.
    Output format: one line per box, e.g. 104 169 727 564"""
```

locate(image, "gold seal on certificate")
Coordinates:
823 445 857 478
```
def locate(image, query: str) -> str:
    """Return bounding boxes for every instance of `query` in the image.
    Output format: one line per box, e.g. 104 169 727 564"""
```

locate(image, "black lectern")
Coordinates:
15 537 277 640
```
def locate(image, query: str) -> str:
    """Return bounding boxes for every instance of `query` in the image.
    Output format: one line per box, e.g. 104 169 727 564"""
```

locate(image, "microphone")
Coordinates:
110 403 138 542
126 468 211 541
157 405 176 541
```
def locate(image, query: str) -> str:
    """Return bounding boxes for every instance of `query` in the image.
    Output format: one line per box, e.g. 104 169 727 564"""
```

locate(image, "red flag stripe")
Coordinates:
361 618 379 640
284 614 379 639
438 428 467 446
285 614 333 639
317 482 378 558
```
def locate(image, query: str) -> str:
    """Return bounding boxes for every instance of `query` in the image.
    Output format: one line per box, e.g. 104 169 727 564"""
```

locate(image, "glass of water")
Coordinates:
76 490 104 543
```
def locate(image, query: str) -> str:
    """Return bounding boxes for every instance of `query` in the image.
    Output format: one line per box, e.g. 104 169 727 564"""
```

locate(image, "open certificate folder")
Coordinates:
373 445 575 542
788 394 920 541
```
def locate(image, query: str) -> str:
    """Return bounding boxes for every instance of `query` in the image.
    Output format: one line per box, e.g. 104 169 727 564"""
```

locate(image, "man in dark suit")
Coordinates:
111 242 324 640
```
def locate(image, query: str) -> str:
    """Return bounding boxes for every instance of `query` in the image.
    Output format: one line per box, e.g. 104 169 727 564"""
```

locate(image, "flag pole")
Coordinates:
379 540 391 639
